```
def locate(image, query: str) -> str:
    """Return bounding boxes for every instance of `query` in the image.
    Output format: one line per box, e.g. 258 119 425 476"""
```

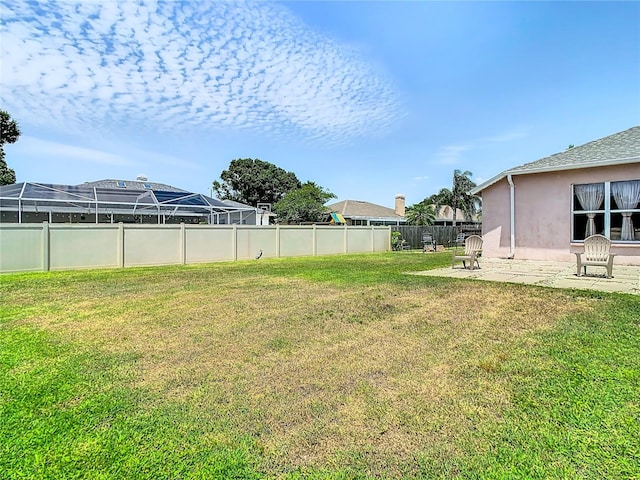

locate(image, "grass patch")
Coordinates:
1 252 638 478
468 293 640 479
0 326 261 479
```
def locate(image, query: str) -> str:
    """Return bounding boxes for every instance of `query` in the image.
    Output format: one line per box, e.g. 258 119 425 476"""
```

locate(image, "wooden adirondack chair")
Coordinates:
452 235 482 270
575 234 616 278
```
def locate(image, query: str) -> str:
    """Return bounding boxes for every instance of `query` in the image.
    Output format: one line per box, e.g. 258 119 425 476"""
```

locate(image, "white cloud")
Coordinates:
126 148 199 170
0 0 401 144
434 144 472 165
15 136 199 174
16 137 132 166
485 127 530 143
432 126 530 165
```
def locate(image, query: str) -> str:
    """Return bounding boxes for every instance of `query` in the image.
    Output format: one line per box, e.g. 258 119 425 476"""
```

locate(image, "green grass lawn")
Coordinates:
1 252 639 479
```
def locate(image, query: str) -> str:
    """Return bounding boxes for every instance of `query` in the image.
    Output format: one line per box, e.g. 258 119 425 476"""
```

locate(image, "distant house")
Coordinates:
0 176 259 225
431 205 479 226
326 194 480 227
471 126 640 265
326 195 406 226
82 178 187 192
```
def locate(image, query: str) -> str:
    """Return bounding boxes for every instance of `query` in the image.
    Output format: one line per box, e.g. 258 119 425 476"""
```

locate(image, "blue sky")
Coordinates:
1 1 638 208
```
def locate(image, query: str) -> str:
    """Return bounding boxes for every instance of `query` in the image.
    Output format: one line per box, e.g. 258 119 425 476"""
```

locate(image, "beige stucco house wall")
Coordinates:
474 126 640 266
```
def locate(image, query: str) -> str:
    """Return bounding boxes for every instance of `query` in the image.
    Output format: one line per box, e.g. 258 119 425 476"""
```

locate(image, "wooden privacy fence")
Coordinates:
392 225 481 249
0 223 392 273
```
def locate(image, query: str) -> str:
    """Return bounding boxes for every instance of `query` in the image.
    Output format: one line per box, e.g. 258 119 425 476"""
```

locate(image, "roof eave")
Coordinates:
471 156 640 194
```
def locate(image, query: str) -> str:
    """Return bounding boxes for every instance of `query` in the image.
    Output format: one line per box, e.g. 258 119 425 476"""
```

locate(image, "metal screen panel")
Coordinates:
154 191 208 206
96 189 156 205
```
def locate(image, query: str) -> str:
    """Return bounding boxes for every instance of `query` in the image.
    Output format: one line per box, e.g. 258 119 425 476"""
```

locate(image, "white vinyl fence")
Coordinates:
0 223 391 273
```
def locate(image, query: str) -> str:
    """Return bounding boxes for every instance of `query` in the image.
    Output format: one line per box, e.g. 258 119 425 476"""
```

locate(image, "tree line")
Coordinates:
0 110 20 186
405 170 481 227
1 108 480 226
212 160 480 226
212 158 336 224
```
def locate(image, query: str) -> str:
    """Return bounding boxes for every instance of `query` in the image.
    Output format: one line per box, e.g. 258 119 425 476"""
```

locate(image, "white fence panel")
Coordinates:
50 225 120 270
373 228 391 252
236 226 277 260
279 226 315 257
316 227 346 255
0 223 391 273
185 226 235 263
347 227 375 253
0 224 43 272
125 225 182 267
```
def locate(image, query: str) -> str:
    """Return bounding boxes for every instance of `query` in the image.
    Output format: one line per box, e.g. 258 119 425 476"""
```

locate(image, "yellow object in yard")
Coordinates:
330 213 346 224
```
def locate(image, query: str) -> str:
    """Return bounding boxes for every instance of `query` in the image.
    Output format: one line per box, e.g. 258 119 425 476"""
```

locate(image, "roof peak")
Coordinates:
472 126 640 194
81 178 188 193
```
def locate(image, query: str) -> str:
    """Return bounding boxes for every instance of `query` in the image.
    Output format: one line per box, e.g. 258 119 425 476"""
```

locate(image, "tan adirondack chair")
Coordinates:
575 234 616 278
452 234 482 270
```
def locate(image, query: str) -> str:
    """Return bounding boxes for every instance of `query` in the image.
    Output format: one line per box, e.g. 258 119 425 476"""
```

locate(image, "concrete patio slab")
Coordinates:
412 258 640 295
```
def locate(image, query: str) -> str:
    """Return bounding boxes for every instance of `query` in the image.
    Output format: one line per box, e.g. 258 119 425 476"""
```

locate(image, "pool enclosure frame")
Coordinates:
0 182 256 225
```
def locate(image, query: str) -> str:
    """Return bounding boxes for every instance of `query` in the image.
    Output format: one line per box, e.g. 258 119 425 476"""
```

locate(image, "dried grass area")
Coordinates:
9 265 595 476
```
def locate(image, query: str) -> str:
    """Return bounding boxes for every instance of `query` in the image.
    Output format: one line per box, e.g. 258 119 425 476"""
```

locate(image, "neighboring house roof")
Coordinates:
327 199 403 220
81 179 188 192
471 126 640 194
434 205 479 223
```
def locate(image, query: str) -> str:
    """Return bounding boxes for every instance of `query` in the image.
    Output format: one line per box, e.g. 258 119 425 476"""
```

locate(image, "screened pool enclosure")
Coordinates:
0 182 257 225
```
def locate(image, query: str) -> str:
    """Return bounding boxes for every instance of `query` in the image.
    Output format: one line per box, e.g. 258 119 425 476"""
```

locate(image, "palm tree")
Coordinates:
451 169 479 226
405 202 436 226
424 171 481 226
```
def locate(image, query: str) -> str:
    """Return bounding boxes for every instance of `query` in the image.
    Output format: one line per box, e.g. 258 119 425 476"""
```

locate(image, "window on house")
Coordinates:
572 180 640 242
116 181 126 188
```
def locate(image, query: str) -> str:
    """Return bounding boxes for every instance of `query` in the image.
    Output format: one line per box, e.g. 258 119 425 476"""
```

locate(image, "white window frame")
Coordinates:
572 180 640 243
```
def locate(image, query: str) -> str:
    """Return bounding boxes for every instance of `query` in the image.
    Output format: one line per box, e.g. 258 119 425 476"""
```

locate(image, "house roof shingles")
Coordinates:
81 179 188 192
472 126 640 194
327 200 401 219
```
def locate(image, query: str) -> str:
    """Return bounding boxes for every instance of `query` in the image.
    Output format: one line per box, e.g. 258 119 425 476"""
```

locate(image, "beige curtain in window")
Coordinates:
611 180 640 241
575 183 604 238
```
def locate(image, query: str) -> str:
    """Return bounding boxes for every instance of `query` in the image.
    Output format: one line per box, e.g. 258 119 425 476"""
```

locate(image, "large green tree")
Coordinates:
212 158 301 206
0 110 20 185
405 201 436 226
423 170 480 226
272 182 335 224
